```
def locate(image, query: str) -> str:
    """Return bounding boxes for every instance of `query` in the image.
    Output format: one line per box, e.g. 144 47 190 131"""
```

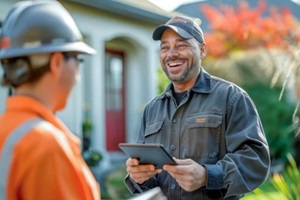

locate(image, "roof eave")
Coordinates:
64 0 174 25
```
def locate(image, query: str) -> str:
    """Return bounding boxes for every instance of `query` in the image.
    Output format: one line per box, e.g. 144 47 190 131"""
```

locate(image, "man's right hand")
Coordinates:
126 158 162 184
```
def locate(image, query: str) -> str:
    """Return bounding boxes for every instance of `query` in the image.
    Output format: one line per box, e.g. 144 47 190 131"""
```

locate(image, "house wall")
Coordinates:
0 1 161 152
66 2 160 151
0 1 15 114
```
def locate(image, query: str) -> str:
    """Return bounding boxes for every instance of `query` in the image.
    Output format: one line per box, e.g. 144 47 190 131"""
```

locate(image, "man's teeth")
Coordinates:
169 62 182 67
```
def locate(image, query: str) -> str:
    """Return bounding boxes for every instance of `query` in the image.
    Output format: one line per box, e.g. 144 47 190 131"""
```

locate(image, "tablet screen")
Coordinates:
118 143 176 169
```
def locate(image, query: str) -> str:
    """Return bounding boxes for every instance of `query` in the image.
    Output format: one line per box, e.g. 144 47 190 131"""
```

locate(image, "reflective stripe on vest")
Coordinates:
0 118 43 200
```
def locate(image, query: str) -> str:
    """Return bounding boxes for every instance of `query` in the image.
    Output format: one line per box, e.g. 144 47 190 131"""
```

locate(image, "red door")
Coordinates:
105 50 126 151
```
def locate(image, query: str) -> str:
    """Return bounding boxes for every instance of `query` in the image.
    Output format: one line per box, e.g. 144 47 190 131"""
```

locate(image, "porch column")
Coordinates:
89 36 106 150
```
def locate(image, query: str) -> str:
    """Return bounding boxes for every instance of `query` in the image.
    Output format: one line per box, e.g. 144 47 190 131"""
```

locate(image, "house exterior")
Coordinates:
0 0 176 160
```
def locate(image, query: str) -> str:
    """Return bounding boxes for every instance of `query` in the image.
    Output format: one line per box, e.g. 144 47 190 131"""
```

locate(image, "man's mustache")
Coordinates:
165 57 186 63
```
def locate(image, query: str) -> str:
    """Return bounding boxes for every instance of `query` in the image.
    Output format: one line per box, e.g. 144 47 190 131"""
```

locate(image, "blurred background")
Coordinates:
0 0 300 199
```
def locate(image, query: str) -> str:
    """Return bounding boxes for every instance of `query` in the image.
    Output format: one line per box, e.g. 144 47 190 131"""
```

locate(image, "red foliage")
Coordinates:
200 1 300 58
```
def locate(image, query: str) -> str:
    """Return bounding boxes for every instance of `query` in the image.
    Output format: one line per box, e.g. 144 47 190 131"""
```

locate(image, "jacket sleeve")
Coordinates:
204 91 271 198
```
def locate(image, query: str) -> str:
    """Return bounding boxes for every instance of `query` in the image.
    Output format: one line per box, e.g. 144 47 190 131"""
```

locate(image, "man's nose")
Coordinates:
168 46 179 57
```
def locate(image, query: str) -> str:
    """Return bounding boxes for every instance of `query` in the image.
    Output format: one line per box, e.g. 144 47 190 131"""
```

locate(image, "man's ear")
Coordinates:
49 52 64 79
200 43 208 59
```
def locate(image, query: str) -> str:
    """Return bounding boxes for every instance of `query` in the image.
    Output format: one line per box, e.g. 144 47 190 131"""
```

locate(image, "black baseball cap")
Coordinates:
152 15 205 43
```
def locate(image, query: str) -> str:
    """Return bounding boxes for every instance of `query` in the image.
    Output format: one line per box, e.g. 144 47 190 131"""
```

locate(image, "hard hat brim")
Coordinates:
0 41 96 60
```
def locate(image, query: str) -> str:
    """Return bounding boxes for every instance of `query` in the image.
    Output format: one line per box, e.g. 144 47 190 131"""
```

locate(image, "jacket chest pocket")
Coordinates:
144 121 164 143
184 114 222 162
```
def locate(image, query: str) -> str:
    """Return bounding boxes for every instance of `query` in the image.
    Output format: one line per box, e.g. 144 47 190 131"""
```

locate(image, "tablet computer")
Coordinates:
118 143 176 169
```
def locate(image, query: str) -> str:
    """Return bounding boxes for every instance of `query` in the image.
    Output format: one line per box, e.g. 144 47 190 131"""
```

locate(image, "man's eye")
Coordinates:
178 44 188 48
160 46 168 51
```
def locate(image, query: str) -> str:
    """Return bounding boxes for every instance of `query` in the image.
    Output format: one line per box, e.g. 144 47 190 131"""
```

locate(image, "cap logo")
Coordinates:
0 37 11 49
168 17 188 24
23 41 41 48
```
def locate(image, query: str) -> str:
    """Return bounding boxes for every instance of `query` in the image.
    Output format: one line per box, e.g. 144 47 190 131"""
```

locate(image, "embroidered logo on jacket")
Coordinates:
196 118 206 123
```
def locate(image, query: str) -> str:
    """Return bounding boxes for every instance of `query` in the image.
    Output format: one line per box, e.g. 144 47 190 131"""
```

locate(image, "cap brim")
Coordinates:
152 25 193 41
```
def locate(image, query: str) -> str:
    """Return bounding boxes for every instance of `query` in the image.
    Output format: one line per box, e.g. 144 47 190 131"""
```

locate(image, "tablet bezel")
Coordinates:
118 143 176 169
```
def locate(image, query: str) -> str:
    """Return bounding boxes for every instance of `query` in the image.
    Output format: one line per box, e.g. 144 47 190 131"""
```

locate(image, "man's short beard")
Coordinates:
163 63 198 83
164 67 189 83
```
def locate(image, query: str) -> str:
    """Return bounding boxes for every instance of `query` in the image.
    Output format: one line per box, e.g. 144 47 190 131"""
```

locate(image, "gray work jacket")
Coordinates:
125 68 270 200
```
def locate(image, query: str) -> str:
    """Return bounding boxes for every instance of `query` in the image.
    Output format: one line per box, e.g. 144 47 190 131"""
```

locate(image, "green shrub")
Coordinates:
157 67 170 94
82 149 102 167
105 165 133 199
270 154 300 199
247 154 300 200
242 84 296 164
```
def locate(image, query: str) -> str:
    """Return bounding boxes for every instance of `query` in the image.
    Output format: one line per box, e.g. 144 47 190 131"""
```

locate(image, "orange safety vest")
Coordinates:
0 118 42 199
0 96 101 200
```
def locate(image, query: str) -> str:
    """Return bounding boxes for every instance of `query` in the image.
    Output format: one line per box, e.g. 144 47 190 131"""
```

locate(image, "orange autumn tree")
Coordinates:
200 1 300 58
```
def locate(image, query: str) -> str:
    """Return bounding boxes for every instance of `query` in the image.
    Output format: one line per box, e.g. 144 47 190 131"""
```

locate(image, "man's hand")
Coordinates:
163 158 207 192
126 158 162 184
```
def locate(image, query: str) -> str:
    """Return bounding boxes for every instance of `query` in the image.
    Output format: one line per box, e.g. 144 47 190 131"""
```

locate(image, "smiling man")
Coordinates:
124 15 271 200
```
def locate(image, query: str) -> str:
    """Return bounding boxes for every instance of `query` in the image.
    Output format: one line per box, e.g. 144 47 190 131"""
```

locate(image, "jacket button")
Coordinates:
171 184 176 190
172 119 177 123
170 145 176 150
